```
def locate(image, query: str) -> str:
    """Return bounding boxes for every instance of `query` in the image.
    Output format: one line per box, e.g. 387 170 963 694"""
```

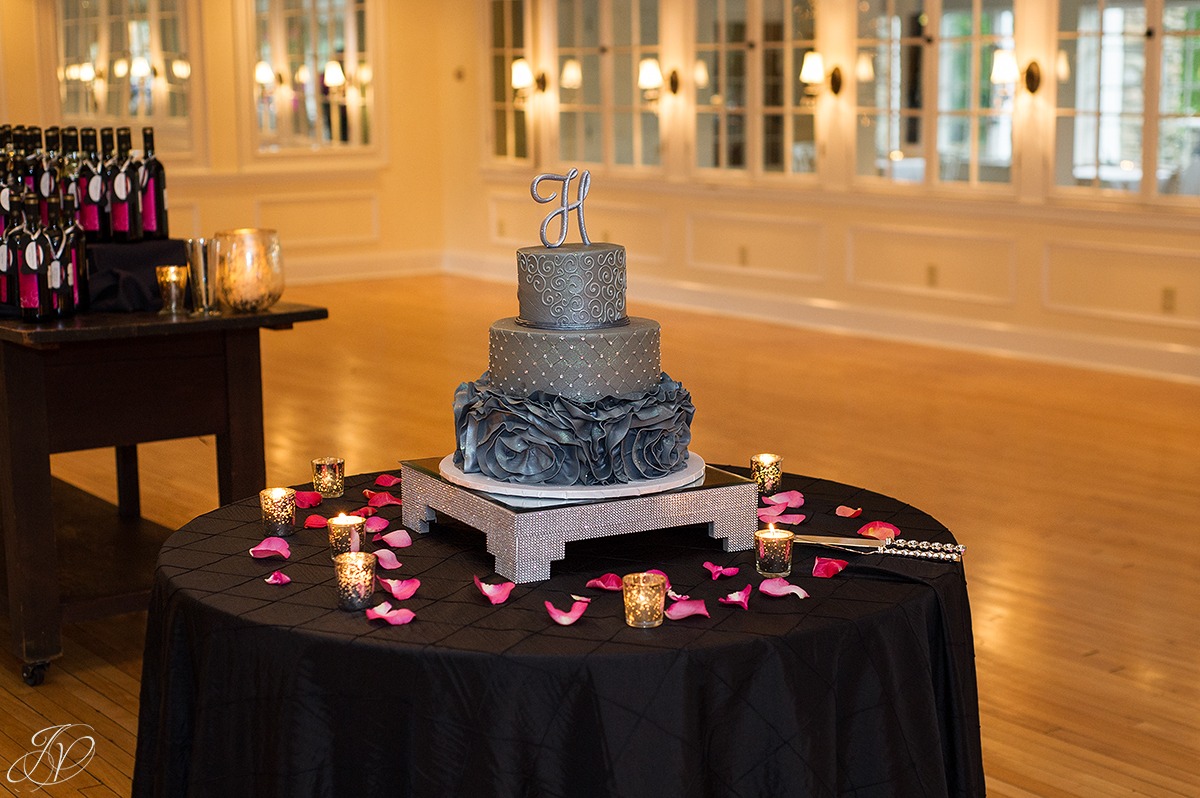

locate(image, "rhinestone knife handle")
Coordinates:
882 538 966 562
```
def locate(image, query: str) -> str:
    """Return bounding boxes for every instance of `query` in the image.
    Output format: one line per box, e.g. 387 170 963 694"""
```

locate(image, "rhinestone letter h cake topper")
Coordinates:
532 167 591 248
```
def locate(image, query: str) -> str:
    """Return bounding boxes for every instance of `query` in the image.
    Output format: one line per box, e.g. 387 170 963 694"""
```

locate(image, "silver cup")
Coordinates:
185 237 221 316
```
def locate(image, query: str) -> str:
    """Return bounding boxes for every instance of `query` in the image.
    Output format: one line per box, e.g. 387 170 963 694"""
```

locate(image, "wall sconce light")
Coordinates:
990 50 1019 86
65 63 81 81
638 57 663 98
171 59 192 80
255 60 277 87
694 59 710 90
1055 49 1071 82
357 63 373 87
77 62 96 82
295 64 312 84
560 58 582 90
510 58 546 93
130 56 152 80
112 58 129 79
799 51 842 95
855 52 875 83
324 59 347 88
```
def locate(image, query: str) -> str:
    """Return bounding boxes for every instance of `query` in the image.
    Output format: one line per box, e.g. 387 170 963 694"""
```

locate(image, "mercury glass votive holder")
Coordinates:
311 456 345 498
328 514 366 559
259 487 296 537
755 526 794 578
334 551 377 611
750 453 783 495
622 572 668 629
156 265 189 315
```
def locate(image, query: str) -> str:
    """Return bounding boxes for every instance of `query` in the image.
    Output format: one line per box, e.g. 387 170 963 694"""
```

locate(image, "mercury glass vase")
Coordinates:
212 227 285 313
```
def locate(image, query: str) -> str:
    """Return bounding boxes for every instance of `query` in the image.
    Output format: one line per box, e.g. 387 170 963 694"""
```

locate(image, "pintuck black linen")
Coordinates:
133 468 985 798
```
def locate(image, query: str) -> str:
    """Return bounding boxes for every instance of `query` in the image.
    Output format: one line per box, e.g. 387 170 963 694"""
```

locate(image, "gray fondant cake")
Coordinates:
453 170 693 487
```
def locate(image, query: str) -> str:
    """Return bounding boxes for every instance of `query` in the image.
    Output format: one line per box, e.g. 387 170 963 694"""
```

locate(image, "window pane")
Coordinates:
763 0 785 42
1159 118 1200 194
558 0 575 46
583 111 602 162
727 113 746 167
697 112 719 167
641 110 660 166
615 112 634 164
938 115 970 181
613 0 632 46
939 41 972 112
793 114 815 173
764 114 784 171
494 108 508 157
793 0 816 40
763 47 785 107
640 0 658 46
978 116 1012 182
560 111 578 161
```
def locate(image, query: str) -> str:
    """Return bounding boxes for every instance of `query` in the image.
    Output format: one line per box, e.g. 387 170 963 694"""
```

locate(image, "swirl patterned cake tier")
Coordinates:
488 316 660 403
516 242 627 330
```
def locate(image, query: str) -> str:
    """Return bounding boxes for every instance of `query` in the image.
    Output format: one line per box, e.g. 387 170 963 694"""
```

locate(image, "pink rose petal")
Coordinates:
764 490 805 508
813 556 849 578
378 577 420 601
836 505 863 518
585 573 623 591
772 513 806 525
374 473 402 487
374 549 403 570
474 574 516 604
759 578 810 599
294 491 322 509
354 506 379 517
645 569 671 591
365 601 416 625
249 537 290 559
264 570 291 585
758 502 788 518
364 516 390 533
364 490 402 508
303 514 328 529
703 561 740 580
858 521 900 540
718 584 752 610
667 589 690 602
380 529 413 548
664 598 709 620
545 598 590 626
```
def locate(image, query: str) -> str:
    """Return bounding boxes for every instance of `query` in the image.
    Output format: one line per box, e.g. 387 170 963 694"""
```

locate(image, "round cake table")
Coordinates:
132 467 984 798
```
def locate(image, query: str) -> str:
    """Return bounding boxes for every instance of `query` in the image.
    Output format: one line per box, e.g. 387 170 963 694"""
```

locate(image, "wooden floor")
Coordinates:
3 274 1197 796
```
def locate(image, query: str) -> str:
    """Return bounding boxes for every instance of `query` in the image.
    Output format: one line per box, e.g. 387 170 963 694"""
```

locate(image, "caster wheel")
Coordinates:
21 662 49 687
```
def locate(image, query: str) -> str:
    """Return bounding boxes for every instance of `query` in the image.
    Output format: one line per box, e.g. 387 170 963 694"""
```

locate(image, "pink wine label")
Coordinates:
70 250 80 304
19 272 39 308
142 176 158 232
81 201 101 231
111 200 130 231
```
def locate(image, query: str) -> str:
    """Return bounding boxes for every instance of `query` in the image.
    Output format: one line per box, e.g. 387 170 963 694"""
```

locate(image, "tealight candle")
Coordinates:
334 551 377 611
328 513 366 559
156 264 189 315
755 524 794 578
622 572 668 628
311 456 345 498
259 487 296 537
750 453 783 495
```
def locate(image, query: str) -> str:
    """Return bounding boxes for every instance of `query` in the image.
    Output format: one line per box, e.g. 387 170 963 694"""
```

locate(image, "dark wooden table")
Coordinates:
0 303 327 684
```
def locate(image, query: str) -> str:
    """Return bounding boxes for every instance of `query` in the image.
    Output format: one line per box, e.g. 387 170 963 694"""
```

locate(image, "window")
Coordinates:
253 0 373 151
555 0 661 168
695 1 749 170
57 0 195 151
1159 1 1200 194
857 0 1014 185
491 0 531 161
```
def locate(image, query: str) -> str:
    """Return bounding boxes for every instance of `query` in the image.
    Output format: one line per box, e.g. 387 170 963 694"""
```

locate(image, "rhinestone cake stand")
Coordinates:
400 457 757 583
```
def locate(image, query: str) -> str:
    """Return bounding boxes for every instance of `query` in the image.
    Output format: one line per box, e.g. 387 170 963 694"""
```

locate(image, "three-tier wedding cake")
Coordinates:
452 170 694 487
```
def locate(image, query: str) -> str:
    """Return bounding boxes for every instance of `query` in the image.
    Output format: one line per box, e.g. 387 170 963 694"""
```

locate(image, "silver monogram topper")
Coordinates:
531 168 591 248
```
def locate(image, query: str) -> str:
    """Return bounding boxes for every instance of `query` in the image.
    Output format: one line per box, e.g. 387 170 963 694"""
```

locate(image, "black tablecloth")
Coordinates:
133 467 984 797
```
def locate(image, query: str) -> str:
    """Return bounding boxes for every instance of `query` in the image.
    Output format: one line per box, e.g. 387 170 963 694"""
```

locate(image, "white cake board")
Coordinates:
438 453 706 500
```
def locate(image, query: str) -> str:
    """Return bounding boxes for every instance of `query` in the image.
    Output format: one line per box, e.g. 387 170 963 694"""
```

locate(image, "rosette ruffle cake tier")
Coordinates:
453 372 694 486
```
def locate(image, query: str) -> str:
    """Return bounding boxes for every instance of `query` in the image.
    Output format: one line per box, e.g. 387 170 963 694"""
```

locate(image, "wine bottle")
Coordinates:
44 193 71 318
0 125 11 189
60 126 80 206
107 126 142 242
37 126 61 225
98 127 116 242
18 126 38 193
17 192 56 322
0 191 20 308
77 127 107 242
139 127 168 239
61 193 89 313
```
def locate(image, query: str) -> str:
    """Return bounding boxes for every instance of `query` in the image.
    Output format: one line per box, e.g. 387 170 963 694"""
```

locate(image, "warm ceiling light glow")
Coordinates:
799 51 825 85
510 57 533 90
171 59 192 80
637 58 663 91
990 49 1019 85
112 58 129 78
255 60 276 86
130 56 151 79
560 58 582 90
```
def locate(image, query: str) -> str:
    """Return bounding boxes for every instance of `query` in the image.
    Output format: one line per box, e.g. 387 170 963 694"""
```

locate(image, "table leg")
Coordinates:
0 343 63 667
115 444 140 519
216 329 267 505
